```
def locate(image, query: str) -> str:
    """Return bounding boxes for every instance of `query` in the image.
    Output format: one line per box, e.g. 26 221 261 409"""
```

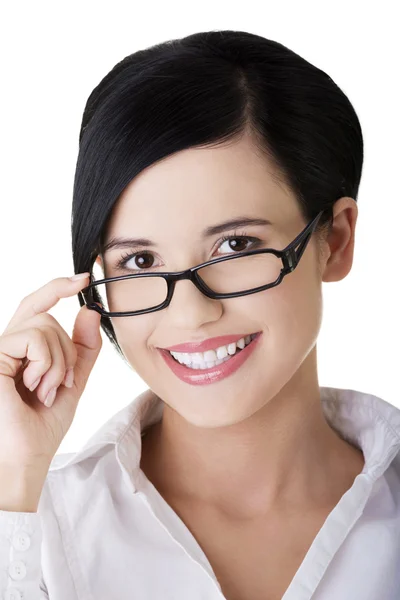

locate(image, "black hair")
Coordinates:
71 29 364 362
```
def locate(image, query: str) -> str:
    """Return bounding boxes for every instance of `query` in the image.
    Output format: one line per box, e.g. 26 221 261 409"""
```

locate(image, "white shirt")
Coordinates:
1 385 400 600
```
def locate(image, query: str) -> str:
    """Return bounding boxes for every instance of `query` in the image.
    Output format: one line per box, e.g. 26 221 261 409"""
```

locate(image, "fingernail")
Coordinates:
29 377 41 392
70 272 90 281
44 387 57 408
63 367 74 388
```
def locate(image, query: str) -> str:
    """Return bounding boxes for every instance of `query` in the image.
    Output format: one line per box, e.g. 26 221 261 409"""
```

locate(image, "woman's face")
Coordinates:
95 134 328 428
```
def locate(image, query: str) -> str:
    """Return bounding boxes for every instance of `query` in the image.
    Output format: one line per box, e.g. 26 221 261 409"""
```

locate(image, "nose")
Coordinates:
163 278 222 329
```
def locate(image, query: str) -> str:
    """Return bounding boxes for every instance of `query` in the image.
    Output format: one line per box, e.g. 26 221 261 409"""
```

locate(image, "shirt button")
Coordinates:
8 560 27 580
11 531 31 551
4 588 23 600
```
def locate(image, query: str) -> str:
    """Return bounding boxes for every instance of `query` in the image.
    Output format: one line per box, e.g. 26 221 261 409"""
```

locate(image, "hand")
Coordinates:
0 274 102 474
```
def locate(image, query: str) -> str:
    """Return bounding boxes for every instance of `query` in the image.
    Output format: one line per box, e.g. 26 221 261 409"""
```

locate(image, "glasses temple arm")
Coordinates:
294 232 312 264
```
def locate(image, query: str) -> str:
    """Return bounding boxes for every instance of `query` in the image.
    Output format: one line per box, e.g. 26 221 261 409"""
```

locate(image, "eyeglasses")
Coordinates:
80 210 324 317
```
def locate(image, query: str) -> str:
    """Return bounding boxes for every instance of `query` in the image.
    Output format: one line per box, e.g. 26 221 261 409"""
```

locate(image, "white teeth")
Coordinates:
170 333 256 367
203 349 218 362
216 346 228 360
227 342 237 355
237 338 246 349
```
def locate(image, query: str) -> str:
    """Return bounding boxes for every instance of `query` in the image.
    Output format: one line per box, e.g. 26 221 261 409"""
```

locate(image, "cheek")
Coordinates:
254 264 322 346
110 317 152 360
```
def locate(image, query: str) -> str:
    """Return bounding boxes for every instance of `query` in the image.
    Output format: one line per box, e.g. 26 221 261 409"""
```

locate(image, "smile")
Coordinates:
169 332 258 368
158 331 262 386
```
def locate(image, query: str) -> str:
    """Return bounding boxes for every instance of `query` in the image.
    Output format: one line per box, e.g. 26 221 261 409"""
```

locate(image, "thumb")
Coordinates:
71 303 103 389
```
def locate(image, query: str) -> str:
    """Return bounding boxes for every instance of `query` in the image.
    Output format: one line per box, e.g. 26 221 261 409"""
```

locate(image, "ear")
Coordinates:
93 255 107 279
321 197 358 283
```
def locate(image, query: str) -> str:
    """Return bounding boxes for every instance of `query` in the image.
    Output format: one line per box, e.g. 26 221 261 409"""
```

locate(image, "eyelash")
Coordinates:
114 229 262 272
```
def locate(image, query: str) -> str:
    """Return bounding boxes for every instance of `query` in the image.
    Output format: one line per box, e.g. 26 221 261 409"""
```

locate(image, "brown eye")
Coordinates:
217 235 254 254
135 253 155 268
227 238 249 251
116 251 157 271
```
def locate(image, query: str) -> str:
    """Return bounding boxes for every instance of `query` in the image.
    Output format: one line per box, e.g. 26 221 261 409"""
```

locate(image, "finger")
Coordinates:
1 304 102 410
0 327 52 406
4 274 90 334
69 303 102 397
8 313 78 389
28 304 102 416
22 326 67 406
35 304 103 412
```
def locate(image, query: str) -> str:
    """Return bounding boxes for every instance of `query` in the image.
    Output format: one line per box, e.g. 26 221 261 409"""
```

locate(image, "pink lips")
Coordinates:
158 332 262 386
161 333 257 353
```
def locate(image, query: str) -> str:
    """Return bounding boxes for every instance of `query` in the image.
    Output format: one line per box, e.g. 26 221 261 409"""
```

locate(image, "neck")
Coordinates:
140 353 365 520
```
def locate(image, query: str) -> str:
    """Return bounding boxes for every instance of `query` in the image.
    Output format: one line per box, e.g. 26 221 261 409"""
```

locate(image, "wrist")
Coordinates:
0 463 49 512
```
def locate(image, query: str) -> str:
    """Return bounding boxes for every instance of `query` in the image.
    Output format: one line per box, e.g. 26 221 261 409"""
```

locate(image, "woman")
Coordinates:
1 30 399 600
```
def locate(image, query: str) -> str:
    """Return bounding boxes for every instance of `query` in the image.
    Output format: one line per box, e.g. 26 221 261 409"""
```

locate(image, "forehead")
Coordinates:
104 138 297 245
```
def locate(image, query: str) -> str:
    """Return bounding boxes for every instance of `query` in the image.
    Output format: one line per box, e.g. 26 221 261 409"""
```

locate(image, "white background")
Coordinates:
0 1 398 455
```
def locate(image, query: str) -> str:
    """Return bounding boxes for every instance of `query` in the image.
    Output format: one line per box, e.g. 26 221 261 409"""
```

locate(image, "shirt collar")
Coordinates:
48 386 400 493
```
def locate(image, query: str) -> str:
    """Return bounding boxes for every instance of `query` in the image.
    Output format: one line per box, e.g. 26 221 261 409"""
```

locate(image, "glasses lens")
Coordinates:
92 276 168 314
197 252 282 294
90 252 282 315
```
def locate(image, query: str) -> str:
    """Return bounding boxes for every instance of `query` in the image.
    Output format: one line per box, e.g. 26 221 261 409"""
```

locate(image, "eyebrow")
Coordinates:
102 216 273 253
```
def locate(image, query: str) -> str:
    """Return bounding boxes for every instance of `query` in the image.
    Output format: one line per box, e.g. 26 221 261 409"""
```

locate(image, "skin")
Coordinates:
95 132 365 523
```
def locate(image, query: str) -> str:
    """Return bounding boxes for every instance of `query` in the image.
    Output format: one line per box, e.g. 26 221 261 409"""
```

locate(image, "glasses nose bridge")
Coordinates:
167 265 204 295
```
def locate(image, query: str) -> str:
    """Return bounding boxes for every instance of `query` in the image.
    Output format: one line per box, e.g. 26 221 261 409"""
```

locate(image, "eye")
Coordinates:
113 230 263 272
115 250 157 271
217 233 258 254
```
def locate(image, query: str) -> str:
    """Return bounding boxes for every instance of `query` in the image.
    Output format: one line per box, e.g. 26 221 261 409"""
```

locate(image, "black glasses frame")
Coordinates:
80 210 325 317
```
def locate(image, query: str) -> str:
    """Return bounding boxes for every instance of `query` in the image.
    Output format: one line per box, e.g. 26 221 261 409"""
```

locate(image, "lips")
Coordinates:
159 331 262 386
